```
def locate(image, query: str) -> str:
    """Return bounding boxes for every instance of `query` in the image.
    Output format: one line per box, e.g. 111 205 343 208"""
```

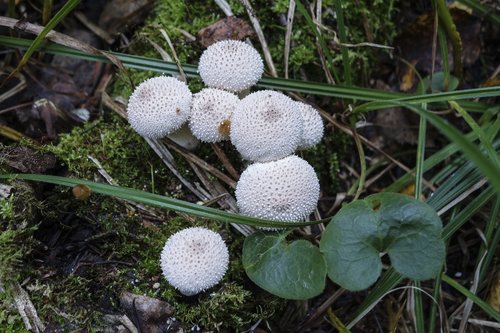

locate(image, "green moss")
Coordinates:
302 129 351 194
48 114 172 192
0 291 25 333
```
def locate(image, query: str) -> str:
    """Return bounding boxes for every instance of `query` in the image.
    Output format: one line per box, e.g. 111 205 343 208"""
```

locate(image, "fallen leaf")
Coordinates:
198 16 255 48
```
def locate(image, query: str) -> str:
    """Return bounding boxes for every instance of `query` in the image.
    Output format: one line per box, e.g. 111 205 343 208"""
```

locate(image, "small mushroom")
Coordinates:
230 90 302 162
295 102 324 149
198 40 264 93
188 88 239 143
160 227 229 296
235 155 320 222
127 76 192 139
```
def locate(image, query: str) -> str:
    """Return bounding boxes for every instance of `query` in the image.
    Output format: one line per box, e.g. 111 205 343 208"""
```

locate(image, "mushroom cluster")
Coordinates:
125 39 325 294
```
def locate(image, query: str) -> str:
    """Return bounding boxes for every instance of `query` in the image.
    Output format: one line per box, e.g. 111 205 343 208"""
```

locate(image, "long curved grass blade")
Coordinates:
0 173 325 228
450 101 500 167
333 0 352 86
0 35 496 112
441 186 495 240
441 274 500 321
4 0 81 83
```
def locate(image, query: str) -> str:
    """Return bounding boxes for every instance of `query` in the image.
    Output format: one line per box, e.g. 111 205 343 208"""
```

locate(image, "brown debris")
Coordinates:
395 8 481 90
98 0 155 40
0 145 56 173
119 292 175 333
198 16 255 48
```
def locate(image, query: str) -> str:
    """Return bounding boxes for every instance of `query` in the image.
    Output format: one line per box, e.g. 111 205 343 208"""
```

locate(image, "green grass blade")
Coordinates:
480 200 500 281
333 0 352 86
0 35 497 110
436 0 462 80
479 197 500 281
442 186 495 240
295 0 341 83
413 104 428 333
347 268 404 328
385 130 484 193
441 274 500 321
359 102 500 194
450 101 500 167
0 174 324 228
5 0 81 82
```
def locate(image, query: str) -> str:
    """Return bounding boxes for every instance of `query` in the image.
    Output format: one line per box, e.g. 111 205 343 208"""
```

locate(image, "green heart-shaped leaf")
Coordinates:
319 200 383 291
320 193 444 291
242 232 326 300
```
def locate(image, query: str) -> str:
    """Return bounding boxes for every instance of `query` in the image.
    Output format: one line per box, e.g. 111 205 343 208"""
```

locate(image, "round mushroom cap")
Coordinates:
189 88 239 142
160 227 229 296
230 90 302 162
296 102 324 149
198 40 264 92
235 156 320 222
127 76 192 139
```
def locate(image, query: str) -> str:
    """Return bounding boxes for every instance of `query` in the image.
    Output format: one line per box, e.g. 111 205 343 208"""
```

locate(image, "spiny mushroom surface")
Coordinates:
127 76 192 139
160 227 229 296
296 101 324 149
230 90 302 162
189 88 239 142
235 156 320 222
198 40 264 92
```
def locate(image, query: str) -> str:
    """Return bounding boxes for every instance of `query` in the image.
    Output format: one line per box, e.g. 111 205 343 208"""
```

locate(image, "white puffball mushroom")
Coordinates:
189 88 239 142
127 76 192 139
160 227 229 296
198 40 264 92
230 90 302 162
235 156 320 222
296 102 324 149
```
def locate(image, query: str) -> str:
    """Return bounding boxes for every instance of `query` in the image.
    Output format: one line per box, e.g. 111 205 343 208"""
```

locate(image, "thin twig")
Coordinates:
239 0 278 77
437 178 488 216
0 70 26 103
159 29 187 82
164 138 237 189
214 0 234 16
284 0 296 79
0 17 124 70
74 11 114 44
312 1 335 84
146 138 210 200
210 143 240 181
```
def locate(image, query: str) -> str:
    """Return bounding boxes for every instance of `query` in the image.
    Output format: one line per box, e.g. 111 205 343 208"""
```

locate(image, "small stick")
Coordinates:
239 0 278 77
210 143 240 181
284 0 296 79
164 138 237 189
